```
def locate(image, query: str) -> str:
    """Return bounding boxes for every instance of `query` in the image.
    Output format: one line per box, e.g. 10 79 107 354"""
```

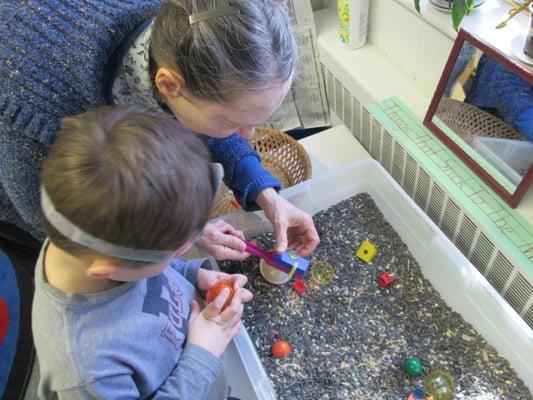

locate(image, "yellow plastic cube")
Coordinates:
356 240 377 263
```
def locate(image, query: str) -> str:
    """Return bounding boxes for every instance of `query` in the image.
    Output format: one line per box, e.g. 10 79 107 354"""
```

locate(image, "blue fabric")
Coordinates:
515 108 533 141
207 136 281 210
466 55 533 142
444 42 475 97
231 156 281 210
0 251 19 397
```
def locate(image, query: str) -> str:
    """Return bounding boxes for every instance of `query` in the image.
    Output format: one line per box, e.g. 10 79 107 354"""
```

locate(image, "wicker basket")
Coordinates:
209 126 312 218
435 97 524 144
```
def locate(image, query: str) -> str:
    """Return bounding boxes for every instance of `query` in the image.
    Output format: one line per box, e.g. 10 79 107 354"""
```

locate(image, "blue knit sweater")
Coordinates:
0 0 280 240
466 55 533 141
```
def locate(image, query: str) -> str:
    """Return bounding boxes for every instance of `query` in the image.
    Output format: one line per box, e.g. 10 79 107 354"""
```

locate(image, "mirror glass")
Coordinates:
425 30 533 207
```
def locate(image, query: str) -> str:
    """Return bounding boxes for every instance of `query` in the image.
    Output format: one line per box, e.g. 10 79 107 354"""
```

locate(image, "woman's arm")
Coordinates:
206 133 319 256
206 134 280 210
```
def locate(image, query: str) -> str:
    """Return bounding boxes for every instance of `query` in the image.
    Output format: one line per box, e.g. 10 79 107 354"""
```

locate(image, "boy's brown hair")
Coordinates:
41 105 215 263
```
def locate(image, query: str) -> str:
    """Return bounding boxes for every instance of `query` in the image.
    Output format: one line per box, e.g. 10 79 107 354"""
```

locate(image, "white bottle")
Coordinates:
338 0 369 49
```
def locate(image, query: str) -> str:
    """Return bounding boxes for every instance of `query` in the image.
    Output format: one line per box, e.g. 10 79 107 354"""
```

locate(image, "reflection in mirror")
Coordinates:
435 43 533 187
425 29 533 208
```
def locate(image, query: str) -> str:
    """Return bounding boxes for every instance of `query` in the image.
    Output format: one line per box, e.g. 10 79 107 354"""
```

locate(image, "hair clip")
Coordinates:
189 6 240 24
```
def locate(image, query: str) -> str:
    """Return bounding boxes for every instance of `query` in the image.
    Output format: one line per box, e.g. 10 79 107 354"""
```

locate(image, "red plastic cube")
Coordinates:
377 272 395 288
292 280 307 294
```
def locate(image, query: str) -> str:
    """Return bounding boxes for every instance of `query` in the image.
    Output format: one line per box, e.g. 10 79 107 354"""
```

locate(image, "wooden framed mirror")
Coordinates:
424 29 533 208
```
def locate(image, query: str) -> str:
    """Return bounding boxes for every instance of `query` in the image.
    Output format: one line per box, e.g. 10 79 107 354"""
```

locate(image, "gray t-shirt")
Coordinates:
32 240 227 399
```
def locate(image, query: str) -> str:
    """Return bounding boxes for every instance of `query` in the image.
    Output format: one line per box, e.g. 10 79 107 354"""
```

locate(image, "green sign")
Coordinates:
370 97 532 271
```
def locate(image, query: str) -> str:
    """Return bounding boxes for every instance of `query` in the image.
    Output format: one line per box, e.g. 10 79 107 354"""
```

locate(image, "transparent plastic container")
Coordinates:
473 136 533 185
220 159 533 398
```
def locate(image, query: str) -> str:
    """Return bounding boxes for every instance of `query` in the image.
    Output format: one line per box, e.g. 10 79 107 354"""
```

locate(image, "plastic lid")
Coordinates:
259 259 291 284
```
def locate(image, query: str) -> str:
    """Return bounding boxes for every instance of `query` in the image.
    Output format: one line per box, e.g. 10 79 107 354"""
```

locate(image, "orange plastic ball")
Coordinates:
206 283 234 310
271 340 292 358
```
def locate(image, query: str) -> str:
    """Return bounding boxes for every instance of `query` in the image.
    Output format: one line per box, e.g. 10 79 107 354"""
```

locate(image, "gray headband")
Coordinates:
189 6 240 24
41 163 224 263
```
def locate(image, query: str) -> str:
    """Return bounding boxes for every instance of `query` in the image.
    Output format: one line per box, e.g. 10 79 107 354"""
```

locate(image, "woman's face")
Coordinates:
166 79 293 140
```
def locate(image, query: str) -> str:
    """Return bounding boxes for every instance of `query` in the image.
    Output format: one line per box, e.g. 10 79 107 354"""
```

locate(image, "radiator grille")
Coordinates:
469 232 495 275
455 215 477 256
524 305 533 328
427 184 446 225
440 199 461 240
403 155 418 198
504 273 533 315
321 63 533 329
361 108 372 150
381 131 394 172
371 118 383 162
414 168 431 210
343 89 353 132
487 252 515 293
391 142 406 184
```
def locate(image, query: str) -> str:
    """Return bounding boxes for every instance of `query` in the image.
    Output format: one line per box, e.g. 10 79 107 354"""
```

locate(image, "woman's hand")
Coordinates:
198 220 250 261
256 188 320 256
197 269 253 304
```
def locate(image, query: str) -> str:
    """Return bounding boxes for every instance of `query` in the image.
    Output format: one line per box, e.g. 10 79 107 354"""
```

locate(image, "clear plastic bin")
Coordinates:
219 159 533 399
473 136 533 185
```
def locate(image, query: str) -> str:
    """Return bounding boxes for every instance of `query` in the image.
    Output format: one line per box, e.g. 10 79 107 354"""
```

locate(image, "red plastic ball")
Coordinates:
272 340 292 358
205 283 234 310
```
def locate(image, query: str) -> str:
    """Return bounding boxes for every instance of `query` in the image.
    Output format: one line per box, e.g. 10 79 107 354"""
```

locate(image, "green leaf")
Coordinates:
465 0 475 13
452 0 468 31
414 0 421 13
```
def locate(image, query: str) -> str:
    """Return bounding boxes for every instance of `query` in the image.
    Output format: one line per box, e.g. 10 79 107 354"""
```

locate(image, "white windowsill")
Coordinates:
314 7 431 117
315 0 533 222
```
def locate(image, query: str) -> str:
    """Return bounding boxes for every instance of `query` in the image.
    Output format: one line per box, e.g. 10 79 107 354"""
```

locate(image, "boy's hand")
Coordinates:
187 288 245 357
197 269 253 304
198 220 250 261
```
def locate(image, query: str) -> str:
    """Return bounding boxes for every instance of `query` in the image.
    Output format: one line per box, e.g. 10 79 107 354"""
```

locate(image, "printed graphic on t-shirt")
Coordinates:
142 274 188 350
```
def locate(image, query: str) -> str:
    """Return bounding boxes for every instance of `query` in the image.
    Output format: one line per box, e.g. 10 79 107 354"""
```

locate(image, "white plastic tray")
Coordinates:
219 159 533 399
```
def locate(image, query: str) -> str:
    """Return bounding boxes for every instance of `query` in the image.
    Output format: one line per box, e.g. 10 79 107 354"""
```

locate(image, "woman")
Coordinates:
0 0 320 271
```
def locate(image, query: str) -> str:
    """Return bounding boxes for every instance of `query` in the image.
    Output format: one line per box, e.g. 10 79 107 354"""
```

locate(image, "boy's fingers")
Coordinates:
189 300 201 320
231 274 248 288
240 288 253 303
221 293 244 318
206 288 230 313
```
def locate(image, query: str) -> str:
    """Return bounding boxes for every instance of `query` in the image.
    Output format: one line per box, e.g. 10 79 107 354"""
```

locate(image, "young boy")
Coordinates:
32 105 252 399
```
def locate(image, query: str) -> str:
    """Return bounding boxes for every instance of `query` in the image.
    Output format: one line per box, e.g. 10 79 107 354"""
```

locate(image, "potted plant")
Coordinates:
414 0 533 30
